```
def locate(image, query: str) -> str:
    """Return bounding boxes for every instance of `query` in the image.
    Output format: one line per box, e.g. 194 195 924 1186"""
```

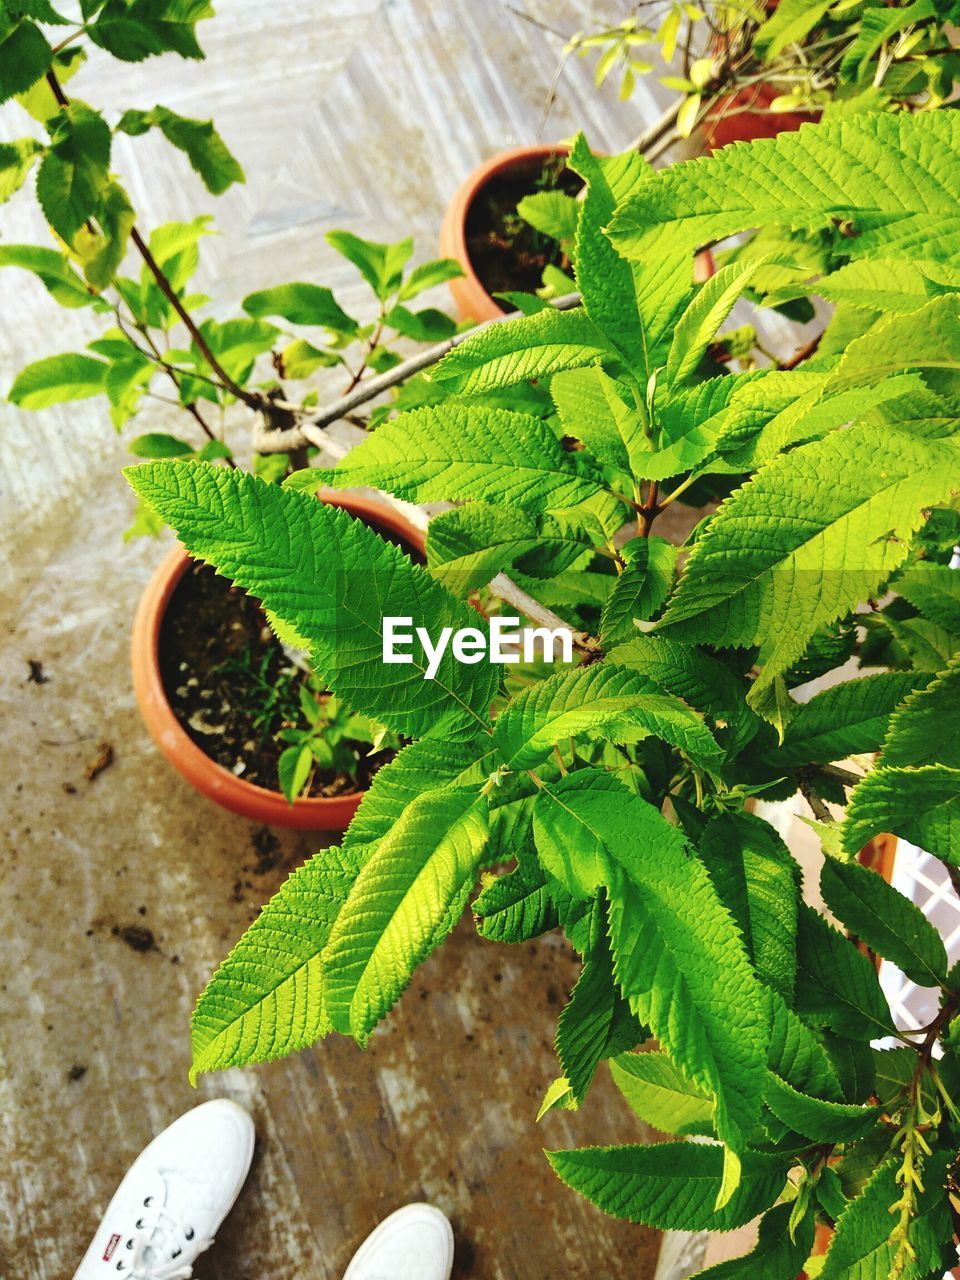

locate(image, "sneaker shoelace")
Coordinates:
118 1197 213 1280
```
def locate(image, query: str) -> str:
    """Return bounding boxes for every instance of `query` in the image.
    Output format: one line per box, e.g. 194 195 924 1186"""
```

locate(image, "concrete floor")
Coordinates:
0 3 675 1277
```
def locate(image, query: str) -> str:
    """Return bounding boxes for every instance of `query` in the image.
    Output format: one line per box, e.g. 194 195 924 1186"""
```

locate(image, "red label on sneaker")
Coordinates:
103 1234 122 1262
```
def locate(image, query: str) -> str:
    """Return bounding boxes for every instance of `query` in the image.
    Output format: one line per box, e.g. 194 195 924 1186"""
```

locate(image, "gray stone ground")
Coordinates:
0 3 678 1277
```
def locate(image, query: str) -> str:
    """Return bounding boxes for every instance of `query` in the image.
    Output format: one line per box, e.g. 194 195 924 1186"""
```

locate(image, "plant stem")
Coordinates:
253 291 582 453
46 68 261 411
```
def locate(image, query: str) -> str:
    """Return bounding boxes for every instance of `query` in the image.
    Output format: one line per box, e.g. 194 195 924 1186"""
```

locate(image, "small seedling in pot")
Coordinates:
277 686 397 804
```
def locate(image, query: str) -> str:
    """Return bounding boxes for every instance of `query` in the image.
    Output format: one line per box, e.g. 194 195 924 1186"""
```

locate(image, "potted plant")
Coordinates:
128 118 960 1279
0 5 464 828
131 490 424 830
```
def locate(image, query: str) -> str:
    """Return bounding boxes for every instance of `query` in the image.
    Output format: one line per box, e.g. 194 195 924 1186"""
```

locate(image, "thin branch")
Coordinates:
253 291 582 453
488 571 599 655
798 774 835 824
780 331 823 371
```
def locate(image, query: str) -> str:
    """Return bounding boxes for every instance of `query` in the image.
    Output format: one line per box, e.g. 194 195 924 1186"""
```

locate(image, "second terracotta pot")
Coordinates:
131 488 425 832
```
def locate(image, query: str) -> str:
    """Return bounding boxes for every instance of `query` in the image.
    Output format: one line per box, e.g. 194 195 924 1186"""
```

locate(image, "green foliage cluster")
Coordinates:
561 0 960 138
0 0 464 534
126 114 960 1276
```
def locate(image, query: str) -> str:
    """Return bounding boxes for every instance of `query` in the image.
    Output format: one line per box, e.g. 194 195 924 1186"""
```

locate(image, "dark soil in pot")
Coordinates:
159 562 392 798
465 153 581 305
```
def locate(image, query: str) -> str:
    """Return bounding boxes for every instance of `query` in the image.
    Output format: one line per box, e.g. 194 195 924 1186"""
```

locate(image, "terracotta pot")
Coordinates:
131 489 425 831
704 82 819 152
440 143 714 323
440 143 571 324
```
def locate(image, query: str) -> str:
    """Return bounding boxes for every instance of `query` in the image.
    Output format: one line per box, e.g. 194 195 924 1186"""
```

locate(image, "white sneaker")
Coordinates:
73 1099 255 1280
342 1203 454 1280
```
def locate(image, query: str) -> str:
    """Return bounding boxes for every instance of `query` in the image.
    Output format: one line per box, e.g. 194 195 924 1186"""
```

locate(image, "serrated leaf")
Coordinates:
843 765 960 863
599 537 676 645
764 987 843 1102
794 904 895 1040
516 189 579 243
546 1142 788 1231
9 352 107 407
692 1203 814 1280
323 788 489 1042
124 461 500 740
36 101 110 242
496 663 722 776
331 402 603 512
241 281 356 333
473 845 560 944
754 0 833 61
896 564 960 634
665 259 767 386
658 423 960 704
556 899 643 1105
326 229 412 300
431 307 610 395
0 244 94 307
88 0 212 62
343 734 493 851
764 1073 882 1143
535 770 767 1156
882 657 960 769
396 256 463 302
190 844 363 1080
608 114 960 261
0 137 43 202
779 672 925 767
117 105 243 193
821 1153 953 1280
609 1051 714 1137
700 811 799 999
550 364 642 473
0 16 51 103
820 856 946 987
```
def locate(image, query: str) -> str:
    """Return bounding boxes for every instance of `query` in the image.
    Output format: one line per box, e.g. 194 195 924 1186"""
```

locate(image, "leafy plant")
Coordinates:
539 1 960 145
127 113 960 1276
0 1 464 534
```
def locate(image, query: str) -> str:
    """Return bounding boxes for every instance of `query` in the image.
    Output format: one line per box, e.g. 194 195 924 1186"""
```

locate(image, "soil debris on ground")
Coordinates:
84 742 114 782
111 924 157 953
26 659 48 684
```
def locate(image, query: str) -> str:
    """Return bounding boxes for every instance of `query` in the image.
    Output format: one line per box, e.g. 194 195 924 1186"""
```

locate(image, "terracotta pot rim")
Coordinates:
440 142 572 324
131 488 426 831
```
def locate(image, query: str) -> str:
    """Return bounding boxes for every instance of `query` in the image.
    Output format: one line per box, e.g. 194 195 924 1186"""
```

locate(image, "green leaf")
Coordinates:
764 987 843 1102
431 307 610 395
546 1142 788 1231
325 229 412 300
536 771 767 1156
658 423 960 705
14 43 84 121
794 904 895 1040
384 304 456 342
0 244 94 307
0 137 43 202
9 352 107 408
124 461 501 740
127 432 195 458
764 1073 882 1143
496 663 723 777
323 788 489 1042
550 364 642 474
881 657 960 769
827 295 960 390
517 189 579 243
343 734 493 851
89 0 212 62
692 1203 814 1280
190 844 363 1080
278 743 311 802
840 0 938 82
117 105 243 194
665 259 768 387
896 564 960 635
754 0 833 61
331 403 603 512
821 1153 953 1280
609 1051 713 1137
396 256 463 302
699 812 799 1000
778 673 926 767
820 856 946 987
473 844 560 944
556 901 643 1105
75 177 135 289
599 537 676 646
0 15 51 103
843 765 960 863
608 113 960 261
36 101 111 243
242 282 357 333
